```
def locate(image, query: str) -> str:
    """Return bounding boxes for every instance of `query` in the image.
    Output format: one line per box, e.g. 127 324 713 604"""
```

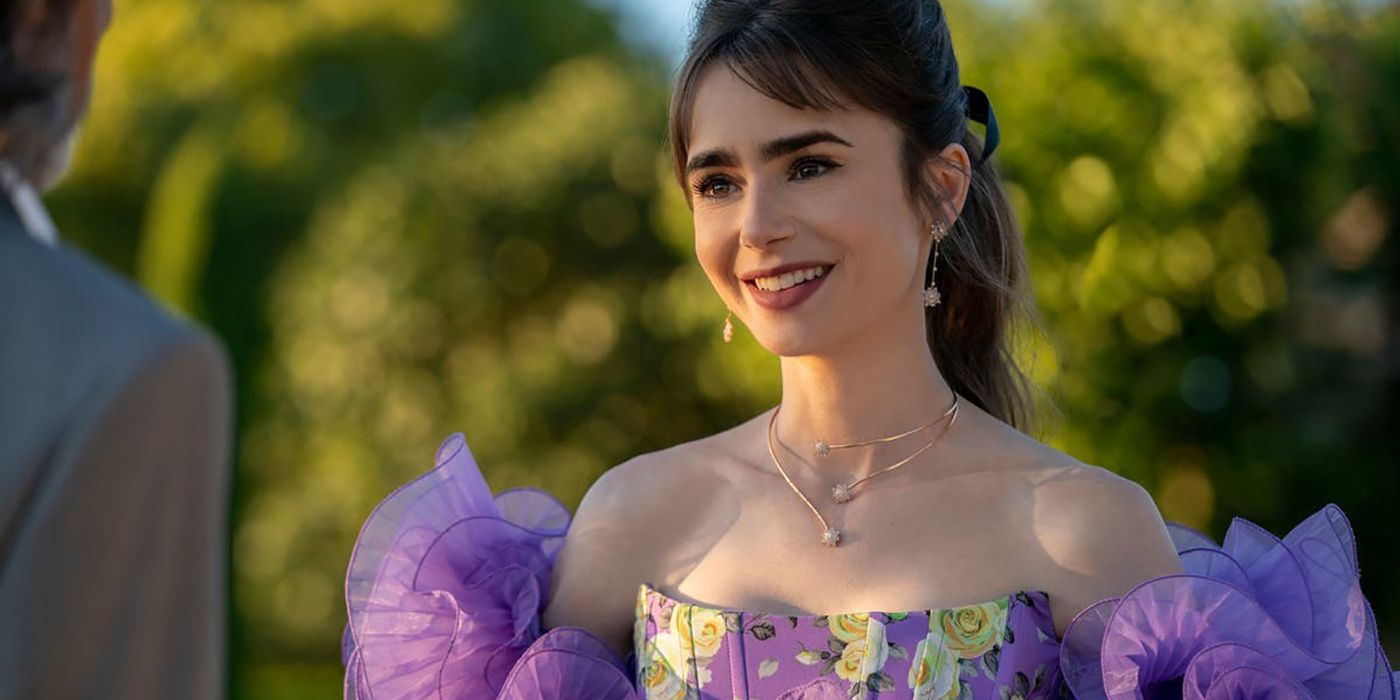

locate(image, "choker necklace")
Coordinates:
766 393 961 547
822 399 959 504
813 402 955 458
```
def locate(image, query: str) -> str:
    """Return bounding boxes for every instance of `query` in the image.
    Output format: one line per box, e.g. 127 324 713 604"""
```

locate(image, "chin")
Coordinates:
29 132 77 192
751 325 828 358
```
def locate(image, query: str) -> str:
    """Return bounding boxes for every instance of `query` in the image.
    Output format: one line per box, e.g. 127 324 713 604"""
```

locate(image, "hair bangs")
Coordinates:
669 22 859 191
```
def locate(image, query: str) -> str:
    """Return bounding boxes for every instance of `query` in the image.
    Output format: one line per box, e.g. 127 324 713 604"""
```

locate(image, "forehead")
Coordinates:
686 63 900 157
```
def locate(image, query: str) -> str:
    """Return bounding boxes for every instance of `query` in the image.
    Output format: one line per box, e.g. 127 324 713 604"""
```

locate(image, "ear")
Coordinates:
919 142 972 228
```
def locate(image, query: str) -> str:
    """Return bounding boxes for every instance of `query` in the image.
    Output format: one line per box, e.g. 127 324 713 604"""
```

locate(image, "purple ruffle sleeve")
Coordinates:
1060 504 1399 699
342 434 638 699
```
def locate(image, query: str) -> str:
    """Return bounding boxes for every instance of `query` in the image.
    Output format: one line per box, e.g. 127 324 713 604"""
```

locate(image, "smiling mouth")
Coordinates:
743 264 835 292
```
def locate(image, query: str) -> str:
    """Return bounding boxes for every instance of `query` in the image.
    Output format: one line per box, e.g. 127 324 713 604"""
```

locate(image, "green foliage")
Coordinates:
45 0 1397 696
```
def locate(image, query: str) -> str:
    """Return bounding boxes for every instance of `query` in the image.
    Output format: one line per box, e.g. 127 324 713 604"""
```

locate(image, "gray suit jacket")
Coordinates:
0 202 231 699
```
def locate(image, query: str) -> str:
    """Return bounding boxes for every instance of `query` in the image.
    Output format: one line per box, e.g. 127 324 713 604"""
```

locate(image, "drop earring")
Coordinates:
723 311 734 343
924 221 948 308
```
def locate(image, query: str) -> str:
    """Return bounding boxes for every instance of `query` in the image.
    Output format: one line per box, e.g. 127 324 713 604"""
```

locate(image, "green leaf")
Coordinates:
869 671 895 691
748 619 777 641
725 613 741 633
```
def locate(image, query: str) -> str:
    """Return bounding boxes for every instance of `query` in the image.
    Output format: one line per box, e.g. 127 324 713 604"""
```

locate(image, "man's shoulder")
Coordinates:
0 230 205 372
0 229 225 450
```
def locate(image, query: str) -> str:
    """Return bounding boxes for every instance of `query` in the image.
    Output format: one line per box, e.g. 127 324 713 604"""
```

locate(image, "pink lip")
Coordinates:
744 265 833 311
738 261 835 281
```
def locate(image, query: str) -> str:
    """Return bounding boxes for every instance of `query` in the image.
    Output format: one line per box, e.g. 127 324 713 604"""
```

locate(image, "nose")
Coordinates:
736 186 795 250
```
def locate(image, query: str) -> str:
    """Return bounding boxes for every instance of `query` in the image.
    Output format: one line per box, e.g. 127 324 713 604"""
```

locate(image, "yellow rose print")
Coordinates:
670 603 727 659
650 632 688 680
829 612 870 643
908 632 959 700
641 635 688 700
937 600 1007 659
834 637 869 682
858 617 891 679
634 587 650 665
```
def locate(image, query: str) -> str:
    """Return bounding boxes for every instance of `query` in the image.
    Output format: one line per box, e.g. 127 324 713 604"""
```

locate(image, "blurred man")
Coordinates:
0 0 231 697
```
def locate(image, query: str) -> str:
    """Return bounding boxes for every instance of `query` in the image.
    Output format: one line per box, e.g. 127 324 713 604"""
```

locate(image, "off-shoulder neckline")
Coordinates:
638 581 1054 624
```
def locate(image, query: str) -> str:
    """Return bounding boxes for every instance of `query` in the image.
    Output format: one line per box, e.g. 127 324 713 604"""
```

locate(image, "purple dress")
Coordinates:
343 434 1399 699
633 583 1059 699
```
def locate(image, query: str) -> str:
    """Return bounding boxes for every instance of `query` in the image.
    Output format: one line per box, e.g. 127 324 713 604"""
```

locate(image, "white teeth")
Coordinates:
752 265 827 291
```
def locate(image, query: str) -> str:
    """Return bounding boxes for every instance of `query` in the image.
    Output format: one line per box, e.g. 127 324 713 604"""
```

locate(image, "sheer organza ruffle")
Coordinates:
1060 504 1399 699
344 434 1397 699
342 433 636 699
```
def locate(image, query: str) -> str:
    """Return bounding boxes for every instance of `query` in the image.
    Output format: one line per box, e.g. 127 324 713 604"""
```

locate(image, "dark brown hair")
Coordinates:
1 0 77 116
669 0 1045 433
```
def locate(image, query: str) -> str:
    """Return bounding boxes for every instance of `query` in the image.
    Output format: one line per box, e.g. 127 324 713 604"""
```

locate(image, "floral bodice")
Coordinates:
632 583 1064 700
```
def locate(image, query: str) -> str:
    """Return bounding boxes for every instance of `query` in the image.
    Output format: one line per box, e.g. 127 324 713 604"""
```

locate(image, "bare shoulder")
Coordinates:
1029 461 1173 554
1023 459 1184 632
943 408 1180 588
542 439 718 657
980 417 1172 563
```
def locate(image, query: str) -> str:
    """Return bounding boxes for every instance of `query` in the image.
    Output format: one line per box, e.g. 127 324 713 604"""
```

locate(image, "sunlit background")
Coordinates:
44 0 1398 697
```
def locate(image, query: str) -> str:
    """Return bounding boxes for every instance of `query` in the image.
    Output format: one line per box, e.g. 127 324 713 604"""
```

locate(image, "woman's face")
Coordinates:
685 64 950 358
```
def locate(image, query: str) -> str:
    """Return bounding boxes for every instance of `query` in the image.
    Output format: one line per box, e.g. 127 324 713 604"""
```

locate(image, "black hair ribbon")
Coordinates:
962 85 999 167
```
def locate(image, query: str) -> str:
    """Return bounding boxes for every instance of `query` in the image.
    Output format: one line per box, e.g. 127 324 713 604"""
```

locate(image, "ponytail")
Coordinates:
923 131 1043 434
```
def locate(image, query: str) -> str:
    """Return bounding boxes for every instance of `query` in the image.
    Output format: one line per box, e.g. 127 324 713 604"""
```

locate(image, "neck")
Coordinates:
772 302 956 483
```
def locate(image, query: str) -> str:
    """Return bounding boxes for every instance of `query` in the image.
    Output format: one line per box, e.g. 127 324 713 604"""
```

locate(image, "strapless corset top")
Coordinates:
632 583 1064 700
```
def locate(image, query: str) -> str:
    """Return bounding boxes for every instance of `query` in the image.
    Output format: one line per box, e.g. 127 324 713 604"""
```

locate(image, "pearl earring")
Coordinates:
924 221 948 308
723 311 734 343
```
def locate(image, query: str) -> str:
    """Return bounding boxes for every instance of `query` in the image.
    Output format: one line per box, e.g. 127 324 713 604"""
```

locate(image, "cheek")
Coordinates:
804 168 922 253
693 221 736 289
820 200 923 285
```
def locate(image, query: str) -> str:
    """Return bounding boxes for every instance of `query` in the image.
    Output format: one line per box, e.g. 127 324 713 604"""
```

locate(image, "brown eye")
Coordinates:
791 157 838 181
694 176 734 199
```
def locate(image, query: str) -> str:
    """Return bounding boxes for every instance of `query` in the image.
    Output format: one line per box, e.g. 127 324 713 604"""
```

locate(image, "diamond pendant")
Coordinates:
923 286 941 307
831 481 853 504
821 528 842 547
814 439 830 457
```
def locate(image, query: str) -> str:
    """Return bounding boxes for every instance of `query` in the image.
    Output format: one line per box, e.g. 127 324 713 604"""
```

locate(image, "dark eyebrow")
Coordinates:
761 129 854 160
684 130 854 177
685 150 738 176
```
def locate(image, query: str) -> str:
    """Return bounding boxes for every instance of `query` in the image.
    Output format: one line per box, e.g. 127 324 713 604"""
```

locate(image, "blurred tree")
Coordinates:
44 0 1397 696
48 0 681 696
945 0 1399 658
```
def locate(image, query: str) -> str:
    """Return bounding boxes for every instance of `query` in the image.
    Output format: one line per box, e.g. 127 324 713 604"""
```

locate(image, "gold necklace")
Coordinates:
765 394 961 547
813 401 955 457
824 397 959 504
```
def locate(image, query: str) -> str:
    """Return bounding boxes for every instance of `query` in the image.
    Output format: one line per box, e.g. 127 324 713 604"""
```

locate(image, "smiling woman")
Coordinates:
340 1 1399 698
671 24 1029 423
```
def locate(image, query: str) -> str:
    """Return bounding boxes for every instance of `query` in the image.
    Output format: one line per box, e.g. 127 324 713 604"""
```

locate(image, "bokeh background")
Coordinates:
44 0 1398 696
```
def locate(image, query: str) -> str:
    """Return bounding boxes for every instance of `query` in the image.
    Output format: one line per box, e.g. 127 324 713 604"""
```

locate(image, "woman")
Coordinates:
343 1 1398 698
